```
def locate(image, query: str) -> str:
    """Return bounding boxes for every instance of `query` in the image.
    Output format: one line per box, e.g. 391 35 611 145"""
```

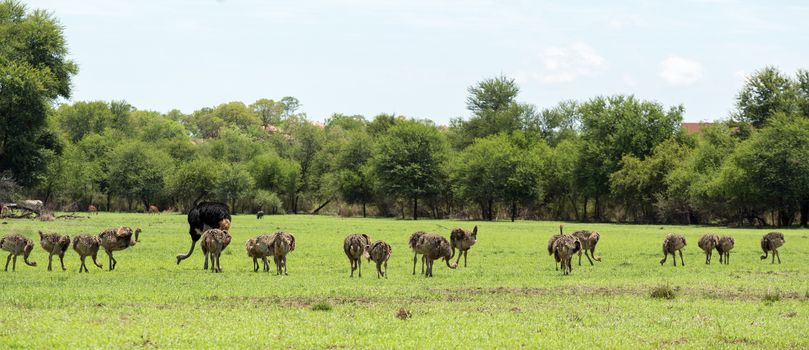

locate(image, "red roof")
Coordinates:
681 122 713 134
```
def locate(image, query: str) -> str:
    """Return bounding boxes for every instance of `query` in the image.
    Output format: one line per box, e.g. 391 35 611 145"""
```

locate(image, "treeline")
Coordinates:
1 1 808 226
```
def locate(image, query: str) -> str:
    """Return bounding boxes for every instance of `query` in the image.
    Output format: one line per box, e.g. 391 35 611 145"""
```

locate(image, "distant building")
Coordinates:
681 122 714 134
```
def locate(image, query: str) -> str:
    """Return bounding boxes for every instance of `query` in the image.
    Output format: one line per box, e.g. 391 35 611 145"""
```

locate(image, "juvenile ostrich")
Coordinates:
99 227 140 271
1 234 37 271
409 231 428 275
366 240 392 278
72 234 103 273
660 234 687 267
716 235 735 265
88 205 98 215
148 205 160 214
571 230 601 266
697 234 719 265
552 234 581 275
547 226 564 270
245 235 273 272
268 231 295 275
450 226 478 267
416 234 457 277
256 211 265 219
39 231 70 271
343 233 371 277
176 202 231 267
760 231 785 264
201 228 231 273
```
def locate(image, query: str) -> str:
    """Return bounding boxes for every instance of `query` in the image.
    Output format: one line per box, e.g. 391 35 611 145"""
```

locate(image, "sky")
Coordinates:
26 0 809 124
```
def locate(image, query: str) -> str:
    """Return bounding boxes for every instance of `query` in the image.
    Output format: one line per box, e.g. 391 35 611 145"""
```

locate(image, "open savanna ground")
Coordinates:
0 214 807 349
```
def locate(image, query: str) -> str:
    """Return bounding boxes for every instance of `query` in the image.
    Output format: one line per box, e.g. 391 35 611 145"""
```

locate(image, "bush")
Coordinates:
763 289 781 304
311 302 332 311
650 284 677 299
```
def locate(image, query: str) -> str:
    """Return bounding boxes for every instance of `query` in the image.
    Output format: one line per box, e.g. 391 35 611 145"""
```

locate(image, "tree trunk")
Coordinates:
488 198 495 221
142 198 149 212
582 197 588 222
106 192 111 212
362 202 367 218
412 197 418 220
293 195 299 214
510 201 517 222
800 201 808 228
312 198 331 214
479 201 486 221
127 198 132 212
594 195 601 222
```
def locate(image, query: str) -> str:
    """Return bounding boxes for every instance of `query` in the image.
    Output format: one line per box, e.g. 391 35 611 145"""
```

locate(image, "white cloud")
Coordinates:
659 56 704 86
524 43 606 84
607 15 641 29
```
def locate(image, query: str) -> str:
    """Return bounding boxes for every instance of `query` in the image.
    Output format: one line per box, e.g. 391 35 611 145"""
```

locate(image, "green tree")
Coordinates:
107 141 173 211
325 132 375 217
576 95 683 220
250 98 285 127
373 120 447 220
214 164 254 214
166 157 218 209
735 66 798 127
0 0 77 186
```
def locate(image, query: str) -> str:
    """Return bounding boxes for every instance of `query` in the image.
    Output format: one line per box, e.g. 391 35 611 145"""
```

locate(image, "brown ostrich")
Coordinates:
450 226 478 267
660 234 687 267
571 230 601 266
760 232 785 264
39 231 70 271
72 234 103 273
268 231 295 275
366 240 392 278
99 227 140 271
697 234 719 265
245 235 273 272
716 236 735 265
415 234 457 277
1 234 37 271
201 228 232 273
343 233 371 277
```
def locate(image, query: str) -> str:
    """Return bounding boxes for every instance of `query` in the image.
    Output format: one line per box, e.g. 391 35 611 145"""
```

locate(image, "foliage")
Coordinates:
0 0 77 186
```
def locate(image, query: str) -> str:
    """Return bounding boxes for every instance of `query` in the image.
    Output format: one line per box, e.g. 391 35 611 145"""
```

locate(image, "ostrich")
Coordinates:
148 205 160 214
366 240 392 278
409 231 428 275
450 226 478 267
760 232 785 264
256 211 265 219
72 234 103 273
697 234 719 265
99 227 140 271
343 233 371 277
552 234 581 276
416 234 457 277
547 225 564 270
660 234 687 267
201 229 231 273
39 231 70 271
88 204 98 215
571 230 601 266
716 236 735 265
176 202 231 268
245 235 273 272
268 231 295 275
1 234 37 271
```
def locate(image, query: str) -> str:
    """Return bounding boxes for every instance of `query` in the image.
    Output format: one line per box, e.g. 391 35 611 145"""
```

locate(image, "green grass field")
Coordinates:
0 214 807 349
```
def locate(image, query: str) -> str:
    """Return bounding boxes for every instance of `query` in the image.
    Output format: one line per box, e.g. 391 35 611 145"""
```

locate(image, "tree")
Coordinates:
373 120 447 220
214 164 254 214
326 132 375 217
249 98 285 127
453 76 533 148
107 141 173 211
576 95 683 220
735 66 798 128
166 157 218 209
0 1 77 186
722 115 809 227
452 134 545 221
280 96 301 119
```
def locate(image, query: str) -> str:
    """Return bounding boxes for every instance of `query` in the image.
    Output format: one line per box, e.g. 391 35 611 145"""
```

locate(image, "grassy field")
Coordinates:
0 213 807 349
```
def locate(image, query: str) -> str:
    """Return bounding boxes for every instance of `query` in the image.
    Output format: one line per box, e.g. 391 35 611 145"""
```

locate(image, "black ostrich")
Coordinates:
176 202 232 269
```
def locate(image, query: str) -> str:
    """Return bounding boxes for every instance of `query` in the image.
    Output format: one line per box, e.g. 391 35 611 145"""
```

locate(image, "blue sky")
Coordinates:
27 0 809 124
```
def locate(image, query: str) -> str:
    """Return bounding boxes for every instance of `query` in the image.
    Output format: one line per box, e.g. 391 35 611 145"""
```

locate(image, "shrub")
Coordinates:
651 284 676 299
